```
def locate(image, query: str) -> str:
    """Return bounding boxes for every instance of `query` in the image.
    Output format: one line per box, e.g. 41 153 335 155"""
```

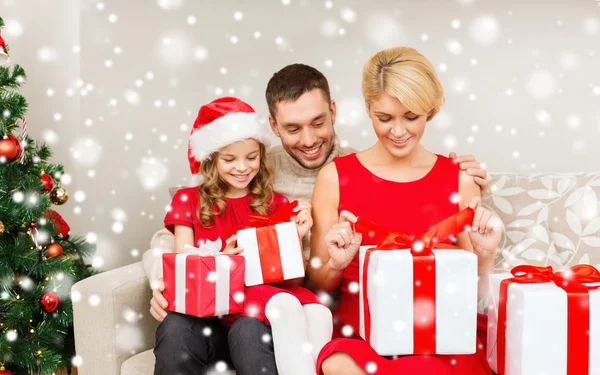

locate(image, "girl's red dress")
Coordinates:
164 187 320 327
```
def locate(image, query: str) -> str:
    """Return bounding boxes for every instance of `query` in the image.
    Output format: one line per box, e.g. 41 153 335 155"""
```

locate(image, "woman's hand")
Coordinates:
223 235 243 255
325 210 363 271
292 200 313 239
467 197 504 261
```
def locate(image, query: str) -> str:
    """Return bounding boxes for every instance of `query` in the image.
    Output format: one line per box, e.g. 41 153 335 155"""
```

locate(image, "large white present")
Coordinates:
358 246 478 355
487 265 600 375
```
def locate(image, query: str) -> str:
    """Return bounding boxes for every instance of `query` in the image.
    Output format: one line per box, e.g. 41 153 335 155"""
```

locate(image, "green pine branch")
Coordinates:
0 91 28 133
0 33 98 374
0 64 26 93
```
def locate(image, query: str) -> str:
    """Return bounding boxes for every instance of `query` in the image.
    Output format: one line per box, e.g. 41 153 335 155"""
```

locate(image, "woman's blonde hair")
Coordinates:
197 143 274 227
362 47 444 121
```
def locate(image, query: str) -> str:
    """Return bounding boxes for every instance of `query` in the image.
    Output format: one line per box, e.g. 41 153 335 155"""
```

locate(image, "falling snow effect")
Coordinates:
2 3 598 369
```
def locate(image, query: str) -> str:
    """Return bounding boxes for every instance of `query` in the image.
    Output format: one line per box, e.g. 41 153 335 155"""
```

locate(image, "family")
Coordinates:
148 46 503 375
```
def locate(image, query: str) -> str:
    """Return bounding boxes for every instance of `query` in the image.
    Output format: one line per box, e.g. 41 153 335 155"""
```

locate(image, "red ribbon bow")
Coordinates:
247 200 299 227
226 200 300 285
496 264 600 375
357 207 475 354
224 200 299 239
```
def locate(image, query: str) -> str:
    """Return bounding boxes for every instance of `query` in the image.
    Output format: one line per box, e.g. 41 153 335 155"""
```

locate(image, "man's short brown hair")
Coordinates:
265 63 331 119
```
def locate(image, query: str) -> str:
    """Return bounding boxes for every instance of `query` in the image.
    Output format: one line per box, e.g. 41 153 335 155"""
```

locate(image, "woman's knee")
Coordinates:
321 353 366 375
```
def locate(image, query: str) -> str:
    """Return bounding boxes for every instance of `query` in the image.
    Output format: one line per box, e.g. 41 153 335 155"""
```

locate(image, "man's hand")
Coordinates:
449 152 488 195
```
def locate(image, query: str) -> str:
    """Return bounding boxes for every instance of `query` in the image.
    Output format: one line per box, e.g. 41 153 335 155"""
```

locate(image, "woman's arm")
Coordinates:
308 163 363 293
455 170 502 301
308 163 343 293
173 225 195 253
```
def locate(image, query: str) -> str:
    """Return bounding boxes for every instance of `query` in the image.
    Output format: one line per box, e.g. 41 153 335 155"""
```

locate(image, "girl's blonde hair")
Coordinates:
362 47 444 121
197 143 274 227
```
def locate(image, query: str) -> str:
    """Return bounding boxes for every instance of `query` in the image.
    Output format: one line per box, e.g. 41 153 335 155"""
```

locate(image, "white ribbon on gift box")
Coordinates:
172 244 231 316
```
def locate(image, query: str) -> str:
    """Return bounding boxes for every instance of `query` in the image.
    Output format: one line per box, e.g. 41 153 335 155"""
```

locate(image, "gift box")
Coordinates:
487 265 600 375
357 208 478 356
162 245 245 317
232 201 305 286
237 221 304 286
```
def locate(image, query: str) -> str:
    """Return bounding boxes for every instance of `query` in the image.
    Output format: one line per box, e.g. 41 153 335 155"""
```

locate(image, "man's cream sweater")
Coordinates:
267 143 354 204
267 143 355 260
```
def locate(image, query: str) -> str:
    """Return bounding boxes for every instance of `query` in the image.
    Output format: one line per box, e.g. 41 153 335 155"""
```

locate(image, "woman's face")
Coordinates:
216 138 261 191
367 94 428 158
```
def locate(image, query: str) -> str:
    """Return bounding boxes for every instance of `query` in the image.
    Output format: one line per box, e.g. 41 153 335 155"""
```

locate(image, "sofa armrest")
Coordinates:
72 261 159 375
142 228 175 287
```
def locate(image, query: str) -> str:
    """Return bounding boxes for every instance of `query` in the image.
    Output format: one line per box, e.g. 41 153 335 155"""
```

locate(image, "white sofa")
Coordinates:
72 172 600 375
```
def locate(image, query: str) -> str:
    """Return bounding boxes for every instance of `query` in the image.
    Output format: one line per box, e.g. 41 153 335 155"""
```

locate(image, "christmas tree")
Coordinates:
0 17 96 375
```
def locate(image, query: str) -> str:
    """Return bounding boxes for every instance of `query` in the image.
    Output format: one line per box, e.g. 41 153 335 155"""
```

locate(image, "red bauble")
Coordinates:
0 135 21 162
40 173 54 192
46 242 64 258
0 368 14 375
40 291 61 313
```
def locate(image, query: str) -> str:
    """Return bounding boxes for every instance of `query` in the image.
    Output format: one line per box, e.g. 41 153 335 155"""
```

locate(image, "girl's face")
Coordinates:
367 94 428 158
216 138 261 193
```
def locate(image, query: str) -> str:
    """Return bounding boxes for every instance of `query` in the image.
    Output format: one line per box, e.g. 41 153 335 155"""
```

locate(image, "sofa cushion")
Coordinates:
121 350 154 375
485 172 600 273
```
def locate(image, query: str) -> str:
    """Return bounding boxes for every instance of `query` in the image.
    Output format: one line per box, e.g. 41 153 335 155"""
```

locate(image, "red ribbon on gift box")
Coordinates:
356 207 475 354
496 264 600 375
227 200 300 284
247 200 299 227
224 200 299 238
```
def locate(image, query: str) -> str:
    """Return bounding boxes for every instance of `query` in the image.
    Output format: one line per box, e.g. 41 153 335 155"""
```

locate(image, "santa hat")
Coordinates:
0 23 10 66
188 97 272 185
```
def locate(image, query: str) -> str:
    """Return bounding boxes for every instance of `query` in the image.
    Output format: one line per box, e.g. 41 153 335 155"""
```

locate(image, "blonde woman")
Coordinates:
156 96 332 375
309 47 503 374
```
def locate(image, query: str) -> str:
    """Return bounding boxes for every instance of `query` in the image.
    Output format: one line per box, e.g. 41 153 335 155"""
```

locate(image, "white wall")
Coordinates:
3 0 600 270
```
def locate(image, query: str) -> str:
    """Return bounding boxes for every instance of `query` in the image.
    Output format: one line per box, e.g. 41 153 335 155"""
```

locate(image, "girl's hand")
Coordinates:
467 197 504 261
223 235 244 255
325 210 363 271
292 200 313 239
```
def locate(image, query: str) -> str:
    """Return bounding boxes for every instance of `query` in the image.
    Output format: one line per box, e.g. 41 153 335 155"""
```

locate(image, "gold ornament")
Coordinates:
0 220 4 233
50 187 68 205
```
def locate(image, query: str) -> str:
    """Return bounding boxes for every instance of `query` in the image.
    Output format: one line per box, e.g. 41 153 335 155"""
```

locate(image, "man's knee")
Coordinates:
321 353 366 375
228 316 271 348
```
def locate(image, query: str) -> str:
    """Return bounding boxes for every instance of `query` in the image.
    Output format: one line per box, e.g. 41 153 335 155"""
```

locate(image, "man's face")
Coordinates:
269 89 336 170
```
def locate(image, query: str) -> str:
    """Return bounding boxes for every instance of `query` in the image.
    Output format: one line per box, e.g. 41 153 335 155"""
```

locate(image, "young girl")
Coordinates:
309 48 503 374
163 97 331 375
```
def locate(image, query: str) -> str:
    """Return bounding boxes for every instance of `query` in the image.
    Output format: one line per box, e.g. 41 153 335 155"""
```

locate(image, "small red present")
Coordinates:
163 245 245 317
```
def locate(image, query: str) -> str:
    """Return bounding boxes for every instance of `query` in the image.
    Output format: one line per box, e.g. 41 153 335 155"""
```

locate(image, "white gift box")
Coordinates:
487 273 600 375
358 246 478 356
237 221 305 286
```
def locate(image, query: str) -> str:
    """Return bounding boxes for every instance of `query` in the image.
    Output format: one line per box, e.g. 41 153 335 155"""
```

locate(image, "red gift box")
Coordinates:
163 251 245 317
